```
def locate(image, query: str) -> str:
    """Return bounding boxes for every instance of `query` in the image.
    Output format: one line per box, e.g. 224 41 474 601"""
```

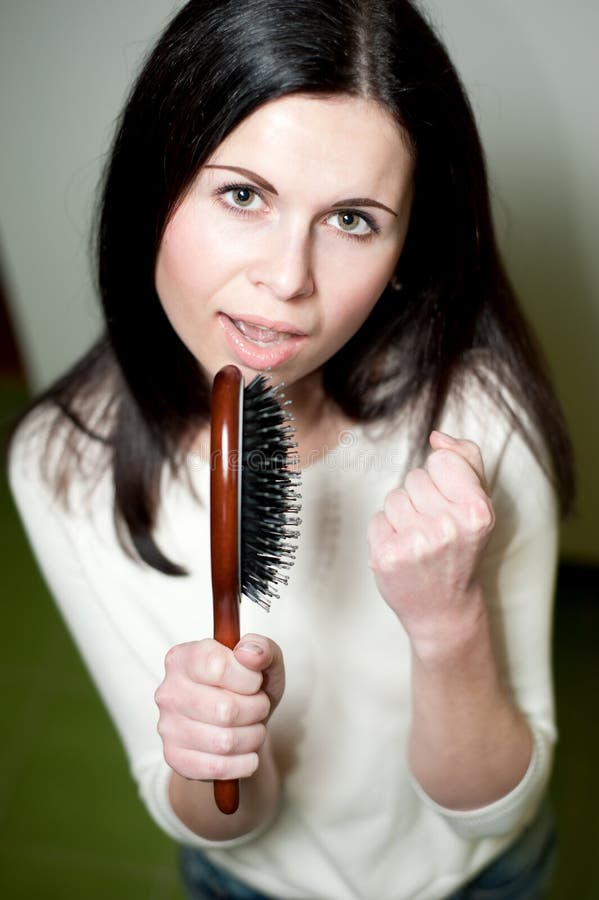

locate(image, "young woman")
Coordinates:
9 1 573 897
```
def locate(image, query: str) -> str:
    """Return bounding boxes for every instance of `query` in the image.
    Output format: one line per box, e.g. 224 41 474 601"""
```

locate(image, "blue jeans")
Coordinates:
180 798 556 900
446 797 557 899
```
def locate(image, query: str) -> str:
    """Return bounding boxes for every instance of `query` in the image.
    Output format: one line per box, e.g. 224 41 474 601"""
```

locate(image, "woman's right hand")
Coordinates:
155 634 285 782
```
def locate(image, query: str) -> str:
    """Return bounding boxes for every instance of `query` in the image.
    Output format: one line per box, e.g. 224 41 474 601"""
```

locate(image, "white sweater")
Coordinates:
9 385 558 900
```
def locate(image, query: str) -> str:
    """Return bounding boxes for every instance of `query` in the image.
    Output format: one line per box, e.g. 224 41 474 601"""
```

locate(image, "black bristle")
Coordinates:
241 374 302 610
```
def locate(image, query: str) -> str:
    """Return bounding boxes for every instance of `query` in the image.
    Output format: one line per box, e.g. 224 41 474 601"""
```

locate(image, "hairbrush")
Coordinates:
210 364 301 814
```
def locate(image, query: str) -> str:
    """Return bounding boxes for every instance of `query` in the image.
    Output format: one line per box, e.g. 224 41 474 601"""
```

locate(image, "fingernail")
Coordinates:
235 641 264 655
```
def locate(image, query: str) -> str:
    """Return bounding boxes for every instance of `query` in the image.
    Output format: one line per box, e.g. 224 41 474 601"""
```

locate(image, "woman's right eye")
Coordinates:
217 184 264 212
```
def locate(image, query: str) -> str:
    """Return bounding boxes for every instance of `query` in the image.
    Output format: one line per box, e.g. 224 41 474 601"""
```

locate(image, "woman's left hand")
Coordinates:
367 431 495 651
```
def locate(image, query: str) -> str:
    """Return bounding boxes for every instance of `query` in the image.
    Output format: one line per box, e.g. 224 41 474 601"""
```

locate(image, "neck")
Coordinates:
189 368 352 468
282 369 351 467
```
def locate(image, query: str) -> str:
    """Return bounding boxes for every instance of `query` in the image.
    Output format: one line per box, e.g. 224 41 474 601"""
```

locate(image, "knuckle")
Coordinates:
436 513 458 545
156 713 167 738
383 488 409 525
466 497 495 534
215 728 236 755
164 645 180 672
214 696 237 726
206 755 228 780
203 647 228 685
376 539 403 573
154 683 173 711
408 529 430 561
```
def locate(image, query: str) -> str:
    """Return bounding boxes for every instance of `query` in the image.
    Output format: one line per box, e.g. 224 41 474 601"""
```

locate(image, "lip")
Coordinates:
223 313 308 336
218 312 307 370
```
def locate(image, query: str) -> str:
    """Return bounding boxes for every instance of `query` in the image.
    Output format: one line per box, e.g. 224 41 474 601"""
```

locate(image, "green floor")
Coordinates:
1 381 597 899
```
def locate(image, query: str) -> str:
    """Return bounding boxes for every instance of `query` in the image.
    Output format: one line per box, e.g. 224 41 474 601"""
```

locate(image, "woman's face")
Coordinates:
155 93 414 402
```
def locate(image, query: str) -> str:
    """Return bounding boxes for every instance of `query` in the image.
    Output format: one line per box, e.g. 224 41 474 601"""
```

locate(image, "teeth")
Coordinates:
235 320 273 335
233 319 292 344
235 320 257 333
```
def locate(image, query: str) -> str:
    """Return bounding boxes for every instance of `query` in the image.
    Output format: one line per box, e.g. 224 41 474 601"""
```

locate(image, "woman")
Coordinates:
9 1 573 897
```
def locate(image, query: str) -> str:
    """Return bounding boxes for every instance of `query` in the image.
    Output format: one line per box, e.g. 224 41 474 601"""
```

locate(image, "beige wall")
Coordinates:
424 0 599 562
1 1 597 561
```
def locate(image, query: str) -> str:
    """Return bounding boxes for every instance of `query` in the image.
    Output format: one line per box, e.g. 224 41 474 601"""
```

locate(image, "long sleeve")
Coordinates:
7 417 241 848
411 392 559 837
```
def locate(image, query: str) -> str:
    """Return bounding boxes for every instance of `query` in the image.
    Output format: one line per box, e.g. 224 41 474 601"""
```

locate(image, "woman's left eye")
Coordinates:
327 211 376 237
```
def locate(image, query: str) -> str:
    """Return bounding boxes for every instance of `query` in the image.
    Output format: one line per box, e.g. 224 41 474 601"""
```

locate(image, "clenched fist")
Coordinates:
155 634 285 782
367 431 495 651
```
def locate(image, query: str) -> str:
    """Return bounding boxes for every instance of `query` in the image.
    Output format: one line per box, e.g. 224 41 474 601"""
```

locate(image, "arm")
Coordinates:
8 418 283 846
367 430 552 816
407 589 532 810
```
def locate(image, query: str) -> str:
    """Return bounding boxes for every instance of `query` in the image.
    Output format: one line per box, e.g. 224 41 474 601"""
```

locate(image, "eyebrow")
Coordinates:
205 165 398 217
205 165 278 195
331 198 398 217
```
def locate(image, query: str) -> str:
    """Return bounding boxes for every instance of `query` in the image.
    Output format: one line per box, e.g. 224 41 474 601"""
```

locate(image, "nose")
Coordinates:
247 225 315 302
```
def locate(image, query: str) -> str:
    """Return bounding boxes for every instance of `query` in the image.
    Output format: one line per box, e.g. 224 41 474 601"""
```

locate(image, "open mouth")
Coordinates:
218 313 308 370
231 318 300 346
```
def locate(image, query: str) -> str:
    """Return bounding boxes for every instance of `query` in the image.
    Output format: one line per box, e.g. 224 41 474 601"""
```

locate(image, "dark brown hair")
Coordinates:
14 0 574 573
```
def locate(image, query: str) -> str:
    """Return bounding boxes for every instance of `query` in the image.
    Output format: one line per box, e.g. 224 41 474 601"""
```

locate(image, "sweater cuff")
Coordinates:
409 725 553 838
137 758 278 849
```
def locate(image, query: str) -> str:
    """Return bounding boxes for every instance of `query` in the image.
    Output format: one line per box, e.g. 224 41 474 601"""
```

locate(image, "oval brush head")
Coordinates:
241 374 302 609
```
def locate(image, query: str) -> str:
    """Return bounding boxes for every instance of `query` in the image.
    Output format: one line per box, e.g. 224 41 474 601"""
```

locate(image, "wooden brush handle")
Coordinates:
210 365 243 814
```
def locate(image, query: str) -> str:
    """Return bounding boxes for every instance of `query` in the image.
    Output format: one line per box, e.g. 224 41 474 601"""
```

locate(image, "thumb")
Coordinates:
234 634 286 714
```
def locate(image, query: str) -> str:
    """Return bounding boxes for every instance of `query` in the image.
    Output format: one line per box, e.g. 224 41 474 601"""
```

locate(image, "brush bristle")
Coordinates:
241 375 302 610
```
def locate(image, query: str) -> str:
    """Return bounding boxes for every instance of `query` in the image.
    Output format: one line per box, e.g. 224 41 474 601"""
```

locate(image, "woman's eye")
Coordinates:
222 186 263 210
328 211 374 237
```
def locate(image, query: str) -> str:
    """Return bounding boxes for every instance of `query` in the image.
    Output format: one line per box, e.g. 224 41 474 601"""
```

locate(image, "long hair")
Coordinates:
15 0 574 572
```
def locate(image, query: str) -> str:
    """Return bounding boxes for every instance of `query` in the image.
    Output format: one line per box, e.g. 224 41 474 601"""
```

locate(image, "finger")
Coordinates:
425 448 494 533
233 634 279 673
382 486 417 531
161 718 267 756
429 431 487 487
234 635 285 714
403 467 448 516
163 745 260 782
167 640 264 695
425 448 488 504
179 683 271 727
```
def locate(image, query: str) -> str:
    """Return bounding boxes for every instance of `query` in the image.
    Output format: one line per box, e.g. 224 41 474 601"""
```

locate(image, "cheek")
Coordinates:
325 264 392 339
155 215 207 307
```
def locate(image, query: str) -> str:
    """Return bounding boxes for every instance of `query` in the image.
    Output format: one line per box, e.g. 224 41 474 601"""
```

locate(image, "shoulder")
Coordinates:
378 358 558 524
440 357 552 477
8 389 115 513
436 364 559 566
9 339 121 496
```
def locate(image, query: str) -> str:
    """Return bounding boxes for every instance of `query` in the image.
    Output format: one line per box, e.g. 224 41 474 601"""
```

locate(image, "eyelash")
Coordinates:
212 182 381 242
214 183 264 215
332 210 380 242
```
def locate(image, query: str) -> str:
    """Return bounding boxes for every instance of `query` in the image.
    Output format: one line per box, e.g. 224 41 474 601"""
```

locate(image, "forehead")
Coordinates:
206 93 414 196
